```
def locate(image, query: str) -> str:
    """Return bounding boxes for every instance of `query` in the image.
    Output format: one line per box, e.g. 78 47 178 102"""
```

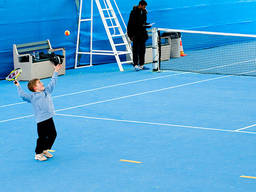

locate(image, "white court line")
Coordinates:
234 124 256 132
54 69 256 113
0 101 25 108
0 75 227 123
0 115 33 123
55 75 230 112
1 58 254 109
1 70 256 124
0 72 188 109
53 72 189 98
55 113 256 135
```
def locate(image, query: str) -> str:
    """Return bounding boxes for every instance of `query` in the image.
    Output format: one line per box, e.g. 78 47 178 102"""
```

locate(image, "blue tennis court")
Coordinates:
1 63 256 191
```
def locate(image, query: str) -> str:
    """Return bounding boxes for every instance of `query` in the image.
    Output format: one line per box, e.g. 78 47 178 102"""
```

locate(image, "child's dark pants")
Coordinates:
35 118 57 154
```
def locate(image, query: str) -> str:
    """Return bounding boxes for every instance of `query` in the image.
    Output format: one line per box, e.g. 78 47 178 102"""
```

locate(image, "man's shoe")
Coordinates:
134 65 140 71
35 153 47 161
140 65 149 70
43 150 53 158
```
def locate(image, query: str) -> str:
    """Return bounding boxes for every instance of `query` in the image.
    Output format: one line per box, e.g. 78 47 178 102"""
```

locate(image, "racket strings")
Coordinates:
6 68 22 81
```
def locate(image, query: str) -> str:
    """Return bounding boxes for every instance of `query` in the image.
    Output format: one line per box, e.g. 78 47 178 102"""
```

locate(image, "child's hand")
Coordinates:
14 80 20 86
54 64 62 72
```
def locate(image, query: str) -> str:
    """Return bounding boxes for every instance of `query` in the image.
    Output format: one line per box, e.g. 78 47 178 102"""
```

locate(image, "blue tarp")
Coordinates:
1 0 256 79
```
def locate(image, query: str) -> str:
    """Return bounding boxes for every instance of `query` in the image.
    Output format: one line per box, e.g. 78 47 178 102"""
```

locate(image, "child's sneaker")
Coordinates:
43 150 53 158
35 153 47 161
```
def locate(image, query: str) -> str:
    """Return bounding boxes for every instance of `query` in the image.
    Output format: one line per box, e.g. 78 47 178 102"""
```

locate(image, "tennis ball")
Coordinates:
65 30 70 36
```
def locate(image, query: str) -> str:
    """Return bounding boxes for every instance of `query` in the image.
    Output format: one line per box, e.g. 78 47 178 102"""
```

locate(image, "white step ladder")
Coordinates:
75 0 133 71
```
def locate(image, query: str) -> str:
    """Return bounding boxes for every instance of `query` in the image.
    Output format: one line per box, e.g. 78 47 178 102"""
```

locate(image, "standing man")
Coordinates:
127 0 150 71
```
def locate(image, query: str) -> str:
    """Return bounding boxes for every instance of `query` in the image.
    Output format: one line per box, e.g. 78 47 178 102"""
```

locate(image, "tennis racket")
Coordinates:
6 68 22 84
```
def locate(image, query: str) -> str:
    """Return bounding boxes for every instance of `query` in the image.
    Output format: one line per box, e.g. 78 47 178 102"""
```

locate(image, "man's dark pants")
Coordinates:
132 38 146 67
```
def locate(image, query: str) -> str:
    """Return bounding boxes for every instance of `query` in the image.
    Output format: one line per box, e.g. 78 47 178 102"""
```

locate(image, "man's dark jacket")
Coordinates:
127 6 148 41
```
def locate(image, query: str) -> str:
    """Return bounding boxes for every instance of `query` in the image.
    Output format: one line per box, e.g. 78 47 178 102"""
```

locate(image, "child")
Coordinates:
15 64 62 161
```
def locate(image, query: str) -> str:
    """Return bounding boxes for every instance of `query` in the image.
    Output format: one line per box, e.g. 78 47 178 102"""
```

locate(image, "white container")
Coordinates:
169 37 181 58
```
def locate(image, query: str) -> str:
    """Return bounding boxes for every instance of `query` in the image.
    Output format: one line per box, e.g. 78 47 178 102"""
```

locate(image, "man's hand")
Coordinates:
54 64 62 72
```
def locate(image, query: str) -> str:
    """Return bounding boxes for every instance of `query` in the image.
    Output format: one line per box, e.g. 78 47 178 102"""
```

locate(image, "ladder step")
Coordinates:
115 43 128 46
81 19 92 22
105 17 115 20
77 51 89 54
102 8 113 11
108 25 119 29
112 34 125 37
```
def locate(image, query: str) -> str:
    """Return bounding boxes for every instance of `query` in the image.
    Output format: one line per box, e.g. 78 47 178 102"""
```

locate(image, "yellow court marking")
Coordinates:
120 159 143 164
240 175 256 179
48 150 55 152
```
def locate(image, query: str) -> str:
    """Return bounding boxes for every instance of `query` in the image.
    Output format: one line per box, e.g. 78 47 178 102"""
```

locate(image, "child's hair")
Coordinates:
27 78 39 92
139 0 147 6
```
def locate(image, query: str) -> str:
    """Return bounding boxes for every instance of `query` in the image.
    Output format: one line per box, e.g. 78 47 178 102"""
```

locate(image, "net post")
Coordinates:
152 27 159 72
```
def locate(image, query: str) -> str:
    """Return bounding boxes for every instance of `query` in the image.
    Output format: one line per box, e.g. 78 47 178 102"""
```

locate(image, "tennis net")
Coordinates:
153 28 256 76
